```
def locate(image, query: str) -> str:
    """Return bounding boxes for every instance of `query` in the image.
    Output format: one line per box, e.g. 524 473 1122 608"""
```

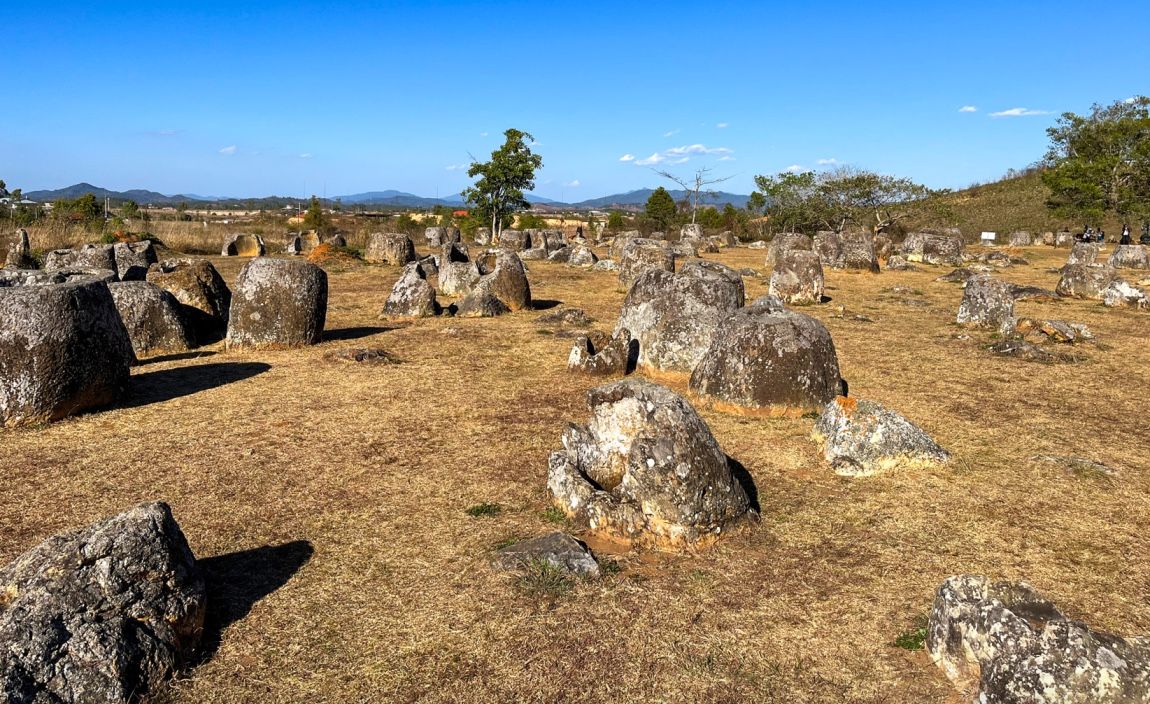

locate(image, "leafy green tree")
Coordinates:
1042 96 1150 225
176 201 192 221
696 206 723 230
464 128 544 237
302 195 332 234
54 194 103 224
818 166 931 234
751 171 824 233
606 211 626 230
644 186 677 230
515 212 548 229
120 200 140 219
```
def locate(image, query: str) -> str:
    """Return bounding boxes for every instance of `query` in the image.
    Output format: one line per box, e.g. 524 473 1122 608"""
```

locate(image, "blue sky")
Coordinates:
4 1 1148 201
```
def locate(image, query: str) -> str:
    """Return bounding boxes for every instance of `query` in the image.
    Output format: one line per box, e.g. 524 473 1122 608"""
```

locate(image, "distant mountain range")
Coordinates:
24 183 750 210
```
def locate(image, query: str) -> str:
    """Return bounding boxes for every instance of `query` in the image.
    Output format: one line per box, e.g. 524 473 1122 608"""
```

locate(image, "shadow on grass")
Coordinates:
193 540 314 665
727 456 760 513
138 350 218 366
532 299 562 310
123 362 271 408
324 326 395 341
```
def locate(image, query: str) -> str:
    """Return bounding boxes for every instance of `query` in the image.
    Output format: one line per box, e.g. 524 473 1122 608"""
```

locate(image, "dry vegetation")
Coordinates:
2 241 1149 703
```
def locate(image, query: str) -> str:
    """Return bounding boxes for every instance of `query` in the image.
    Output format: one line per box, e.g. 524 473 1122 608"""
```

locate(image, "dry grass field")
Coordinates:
2 242 1148 703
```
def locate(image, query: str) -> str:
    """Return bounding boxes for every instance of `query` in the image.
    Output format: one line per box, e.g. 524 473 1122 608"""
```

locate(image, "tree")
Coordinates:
463 128 543 237
644 186 677 231
120 200 140 220
302 195 331 234
751 171 825 234
1042 96 1150 225
817 166 931 234
606 211 626 230
654 166 733 224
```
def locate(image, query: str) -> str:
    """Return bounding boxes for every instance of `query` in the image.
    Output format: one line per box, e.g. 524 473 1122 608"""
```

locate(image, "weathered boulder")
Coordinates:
382 262 438 318
425 226 460 248
538 307 593 328
1054 230 1075 247
903 232 964 266
768 250 824 305
547 379 752 548
616 261 744 375
766 233 813 268
497 229 530 251
668 240 698 258
284 235 302 256
956 275 1016 334
927 575 1150 704
592 259 618 272
546 246 571 263
1108 244 1150 269
519 247 548 261
454 283 511 317
1102 280 1148 309
364 233 415 265
618 238 675 290
326 233 347 248
473 250 530 311
438 260 482 296
607 231 640 259
1 275 135 426
4 229 35 269
841 233 881 272
689 299 841 416
1056 264 1119 300
680 223 704 241
112 241 157 281
811 396 948 476
299 232 321 253
1008 231 1033 247
886 255 916 271
813 231 845 269
491 532 600 578
566 244 598 268
146 259 231 343
44 244 118 277
474 227 492 246
226 258 327 349
568 328 635 376
874 234 894 260
1039 232 1055 246
107 282 193 356
220 233 265 257
0 502 206 704
1066 242 1100 266
415 255 439 279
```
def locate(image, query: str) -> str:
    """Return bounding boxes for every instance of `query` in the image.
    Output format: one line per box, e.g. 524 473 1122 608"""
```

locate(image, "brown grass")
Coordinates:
2 242 1149 703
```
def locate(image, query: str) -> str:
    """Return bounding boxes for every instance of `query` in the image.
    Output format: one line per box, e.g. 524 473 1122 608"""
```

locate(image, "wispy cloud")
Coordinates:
816 157 838 165
445 163 469 171
635 152 665 166
630 143 734 166
959 105 978 113
990 107 1051 118
784 164 805 173
298 153 312 159
479 131 489 137
718 155 735 161
665 144 732 157
716 122 729 128
564 179 580 187
662 129 680 137
618 154 636 162
218 145 237 156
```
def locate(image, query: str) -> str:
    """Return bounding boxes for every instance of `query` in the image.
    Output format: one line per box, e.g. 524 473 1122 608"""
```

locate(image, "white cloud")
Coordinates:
667 157 690 165
716 122 729 128
784 164 805 173
298 153 312 159
990 107 1051 117
635 152 666 166
618 154 635 162
564 179 580 187
445 163 469 171
959 105 978 113
718 155 735 161
628 144 734 166
218 145 237 156
816 157 838 165
662 129 680 137
665 144 732 157
479 131 489 136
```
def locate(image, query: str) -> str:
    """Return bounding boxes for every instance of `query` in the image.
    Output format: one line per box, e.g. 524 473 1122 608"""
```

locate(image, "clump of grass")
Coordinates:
892 615 929 650
465 502 501 517
536 329 553 335
519 559 573 597
599 559 622 576
540 506 566 524
491 535 519 550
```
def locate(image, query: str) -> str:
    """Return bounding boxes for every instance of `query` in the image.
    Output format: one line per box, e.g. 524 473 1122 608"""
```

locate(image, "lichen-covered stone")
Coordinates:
566 244 598 268
1 275 135 426
364 233 415 265
886 255 915 271
903 233 964 266
1056 264 1119 300
146 259 231 343
1008 231 1032 246
568 328 634 376
474 227 492 245
689 299 841 415
764 233 813 269
425 226 460 248
1108 244 1149 269
226 258 327 348
607 231 641 259
840 233 880 272
382 262 438 318
547 379 752 548
1102 280 1148 308
1066 242 1099 266
811 396 948 476
112 240 157 281
927 575 1150 704
438 260 480 296
220 233 265 257
813 231 845 269
615 261 744 375
1054 231 1075 247
768 250 824 305
108 281 193 357
473 250 531 311
956 275 1016 334
497 229 530 251
491 532 600 578
454 282 511 317
44 244 118 277
4 229 35 269
618 238 676 290
0 502 206 704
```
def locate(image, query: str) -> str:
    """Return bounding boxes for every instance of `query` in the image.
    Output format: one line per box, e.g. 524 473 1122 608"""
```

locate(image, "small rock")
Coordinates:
811 396 949 476
491 532 601 578
324 348 400 364
567 328 634 376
